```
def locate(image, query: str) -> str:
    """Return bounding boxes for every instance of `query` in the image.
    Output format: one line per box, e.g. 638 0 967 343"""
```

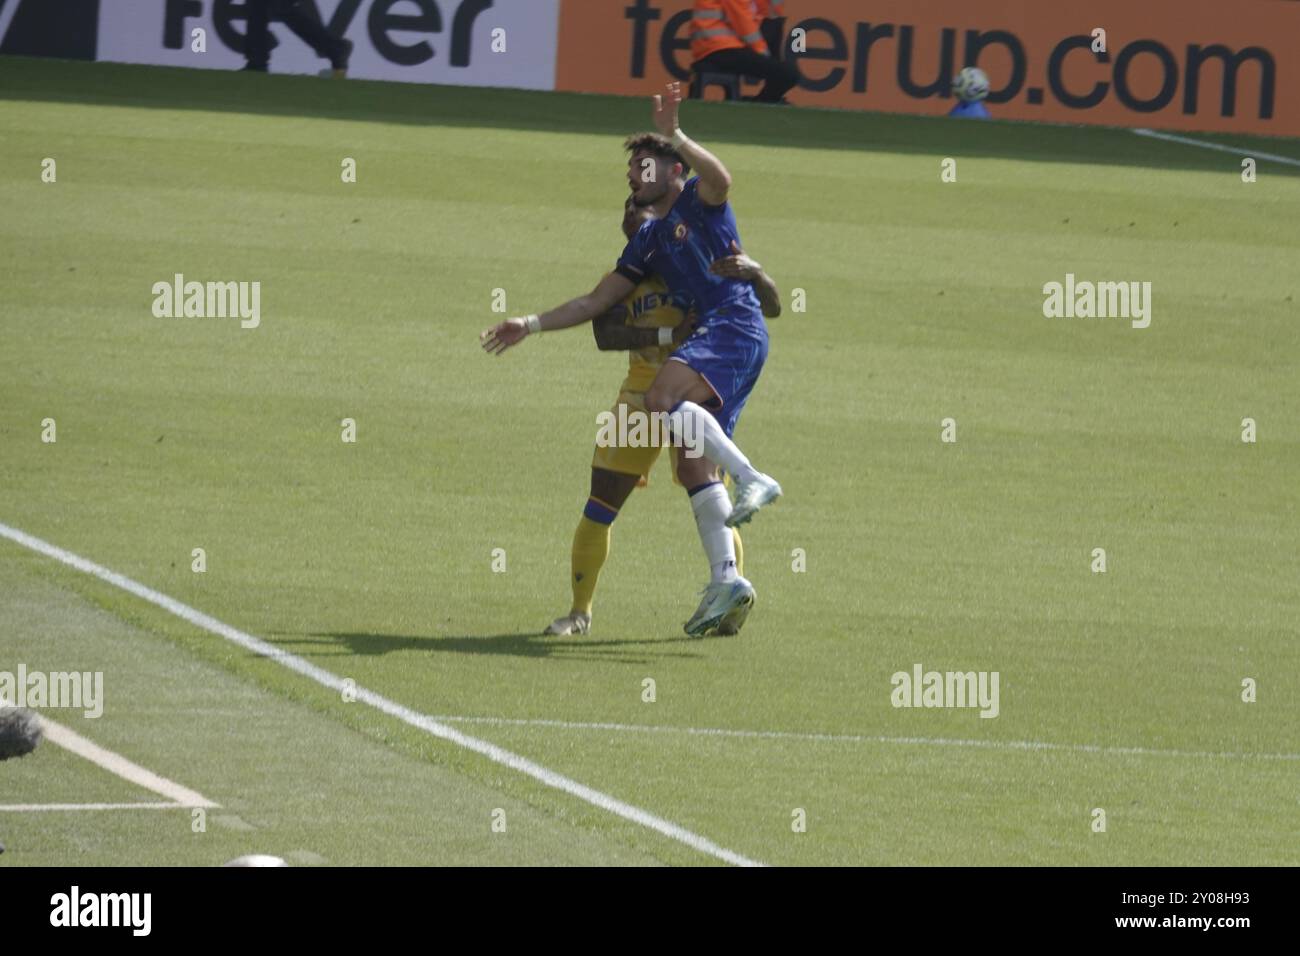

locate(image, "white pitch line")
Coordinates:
1133 127 1300 168
0 802 184 813
1 694 217 808
0 521 762 868
34 710 219 808
432 715 1300 762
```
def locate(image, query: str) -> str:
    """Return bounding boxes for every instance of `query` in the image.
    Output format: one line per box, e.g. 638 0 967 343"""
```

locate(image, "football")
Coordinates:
952 66 990 102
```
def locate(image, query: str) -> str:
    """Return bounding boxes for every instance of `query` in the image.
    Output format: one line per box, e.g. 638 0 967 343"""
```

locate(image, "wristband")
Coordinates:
658 327 674 347
524 314 541 334
671 129 688 149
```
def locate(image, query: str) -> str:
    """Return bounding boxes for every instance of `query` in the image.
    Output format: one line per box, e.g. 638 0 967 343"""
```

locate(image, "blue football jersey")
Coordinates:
616 177 764 325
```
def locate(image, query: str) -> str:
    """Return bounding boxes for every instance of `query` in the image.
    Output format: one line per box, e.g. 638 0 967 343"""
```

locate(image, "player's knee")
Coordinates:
676 455 716 489
590 468 637 510
644 387 674 416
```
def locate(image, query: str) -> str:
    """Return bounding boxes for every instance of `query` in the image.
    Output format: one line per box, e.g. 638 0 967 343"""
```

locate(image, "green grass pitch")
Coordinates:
1 57 1297 866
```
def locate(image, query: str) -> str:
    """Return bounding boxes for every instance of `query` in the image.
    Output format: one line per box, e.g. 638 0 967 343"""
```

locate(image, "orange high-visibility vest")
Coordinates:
690 0 769 63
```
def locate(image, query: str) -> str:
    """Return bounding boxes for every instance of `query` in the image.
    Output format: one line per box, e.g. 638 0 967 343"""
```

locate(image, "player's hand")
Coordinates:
672 313 697 346
710 241 763 281
652 82 682 137
480 317 529 355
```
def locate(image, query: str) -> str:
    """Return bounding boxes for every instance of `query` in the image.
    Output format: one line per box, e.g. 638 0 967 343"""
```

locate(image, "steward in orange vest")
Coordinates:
689 0 798 103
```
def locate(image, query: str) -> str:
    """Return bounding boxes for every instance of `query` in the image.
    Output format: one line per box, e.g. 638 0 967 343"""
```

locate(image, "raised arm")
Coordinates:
652 82 732 206
480 271 635 355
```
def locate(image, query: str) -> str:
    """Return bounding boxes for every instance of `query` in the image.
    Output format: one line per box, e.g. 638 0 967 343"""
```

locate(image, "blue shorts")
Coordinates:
669 303 769 437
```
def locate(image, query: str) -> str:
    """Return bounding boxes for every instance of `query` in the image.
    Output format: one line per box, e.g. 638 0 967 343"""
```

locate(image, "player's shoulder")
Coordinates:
622 216 658 253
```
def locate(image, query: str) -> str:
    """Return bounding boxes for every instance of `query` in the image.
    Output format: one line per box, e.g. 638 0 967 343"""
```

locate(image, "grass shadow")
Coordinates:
282 630 712 664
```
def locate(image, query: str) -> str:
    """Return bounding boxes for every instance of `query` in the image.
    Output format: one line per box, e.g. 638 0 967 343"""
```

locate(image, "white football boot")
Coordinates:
725 473 782 527
544 612 591 636
714 585 756 636
684 577 756 637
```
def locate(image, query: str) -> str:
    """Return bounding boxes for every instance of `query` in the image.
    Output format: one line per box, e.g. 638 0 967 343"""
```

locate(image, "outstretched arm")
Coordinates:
480 271 636 355
710 241 782 318
652 82 732 206
593 307 696 351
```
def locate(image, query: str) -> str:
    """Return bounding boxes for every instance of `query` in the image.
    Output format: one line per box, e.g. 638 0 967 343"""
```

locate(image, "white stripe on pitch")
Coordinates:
1 694 216 808
35 710 219 808
431 714 1300 762
0 521 763 867
1133 127 1300 168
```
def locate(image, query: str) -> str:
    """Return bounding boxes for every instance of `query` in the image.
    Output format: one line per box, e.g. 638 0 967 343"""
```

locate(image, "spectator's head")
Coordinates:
624 132 690 206
622 195 655 239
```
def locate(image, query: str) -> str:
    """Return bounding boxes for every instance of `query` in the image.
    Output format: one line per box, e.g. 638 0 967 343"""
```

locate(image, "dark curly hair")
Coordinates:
623 132 691 176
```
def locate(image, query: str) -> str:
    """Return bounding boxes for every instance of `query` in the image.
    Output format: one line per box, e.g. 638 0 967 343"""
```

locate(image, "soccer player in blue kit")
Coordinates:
481 82 781 636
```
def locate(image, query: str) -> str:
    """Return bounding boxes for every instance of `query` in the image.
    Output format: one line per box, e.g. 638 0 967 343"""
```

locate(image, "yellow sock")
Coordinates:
731 527 744 577
571 511 613 616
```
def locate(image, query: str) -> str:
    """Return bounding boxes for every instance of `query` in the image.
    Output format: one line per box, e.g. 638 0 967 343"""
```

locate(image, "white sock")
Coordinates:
671 401 760 484
690 482 738 583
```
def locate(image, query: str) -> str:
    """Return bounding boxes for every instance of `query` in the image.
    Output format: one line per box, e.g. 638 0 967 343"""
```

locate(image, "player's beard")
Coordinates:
631 181 666 207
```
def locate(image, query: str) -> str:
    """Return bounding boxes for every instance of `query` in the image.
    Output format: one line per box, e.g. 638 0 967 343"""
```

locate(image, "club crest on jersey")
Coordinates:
672 221 690 242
